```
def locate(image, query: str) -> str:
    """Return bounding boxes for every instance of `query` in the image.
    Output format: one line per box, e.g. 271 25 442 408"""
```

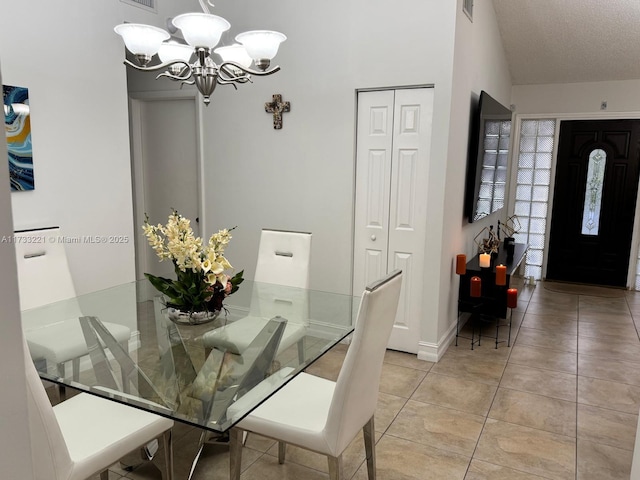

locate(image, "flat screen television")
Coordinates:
464 91 512 223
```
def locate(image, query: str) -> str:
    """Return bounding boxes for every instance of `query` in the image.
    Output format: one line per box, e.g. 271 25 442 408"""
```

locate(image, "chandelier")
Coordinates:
114 0 286 106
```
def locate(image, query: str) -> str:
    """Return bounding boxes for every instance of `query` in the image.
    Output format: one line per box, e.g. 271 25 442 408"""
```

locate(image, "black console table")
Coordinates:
456 243 527 349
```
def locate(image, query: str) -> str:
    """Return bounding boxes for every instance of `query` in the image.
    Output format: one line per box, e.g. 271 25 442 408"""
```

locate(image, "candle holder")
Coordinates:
456 275 487 350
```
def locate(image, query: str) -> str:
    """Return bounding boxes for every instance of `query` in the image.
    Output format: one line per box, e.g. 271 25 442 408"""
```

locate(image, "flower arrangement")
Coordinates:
142 210 244 318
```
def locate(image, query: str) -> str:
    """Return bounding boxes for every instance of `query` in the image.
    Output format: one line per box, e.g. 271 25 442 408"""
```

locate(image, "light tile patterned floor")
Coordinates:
76 277 640 479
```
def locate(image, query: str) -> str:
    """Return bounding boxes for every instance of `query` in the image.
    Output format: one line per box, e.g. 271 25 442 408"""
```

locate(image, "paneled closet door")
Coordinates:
353 88 434 353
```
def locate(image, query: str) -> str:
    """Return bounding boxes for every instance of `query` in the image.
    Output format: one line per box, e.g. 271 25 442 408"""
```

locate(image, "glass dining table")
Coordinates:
21 279 356 435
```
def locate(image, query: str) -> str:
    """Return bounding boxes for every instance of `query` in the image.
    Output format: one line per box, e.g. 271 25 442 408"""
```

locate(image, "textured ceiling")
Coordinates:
492 0 640 85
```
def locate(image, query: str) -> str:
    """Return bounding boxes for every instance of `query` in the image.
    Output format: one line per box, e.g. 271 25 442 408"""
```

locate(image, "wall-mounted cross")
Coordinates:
265 94 290 130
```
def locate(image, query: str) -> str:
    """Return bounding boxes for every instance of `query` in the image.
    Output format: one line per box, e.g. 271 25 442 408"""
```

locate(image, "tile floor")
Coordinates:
79 277 640 479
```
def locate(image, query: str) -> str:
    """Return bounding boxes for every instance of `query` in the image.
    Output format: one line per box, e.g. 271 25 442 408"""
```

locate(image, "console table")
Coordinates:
457 243 527 348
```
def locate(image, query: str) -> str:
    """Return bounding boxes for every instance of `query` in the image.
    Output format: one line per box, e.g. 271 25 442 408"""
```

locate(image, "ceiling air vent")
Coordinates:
463 0 473 22
120 0 156 13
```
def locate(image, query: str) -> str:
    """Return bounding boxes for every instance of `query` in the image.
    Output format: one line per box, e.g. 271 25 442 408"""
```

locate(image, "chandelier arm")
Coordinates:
215 79 239 90
217 67 253 84
156 70 193 82
198 0 212 14
123 58 192 76
219 61 281 77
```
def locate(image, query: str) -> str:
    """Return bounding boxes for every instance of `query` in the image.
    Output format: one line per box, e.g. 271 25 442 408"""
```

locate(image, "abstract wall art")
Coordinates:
3 85 34 191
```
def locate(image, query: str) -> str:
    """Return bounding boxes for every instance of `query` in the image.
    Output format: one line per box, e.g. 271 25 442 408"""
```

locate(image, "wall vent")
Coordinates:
463 0 473 22
120 0 156 13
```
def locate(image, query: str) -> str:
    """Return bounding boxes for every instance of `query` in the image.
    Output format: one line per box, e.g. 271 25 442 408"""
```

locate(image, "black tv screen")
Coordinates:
464 91 512 223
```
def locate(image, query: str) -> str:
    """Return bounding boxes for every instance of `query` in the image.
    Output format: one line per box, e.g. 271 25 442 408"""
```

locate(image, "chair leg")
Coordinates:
72 357 80 381
120 340 130 393
163 430 174 480
278 441 286 464
56 362 67 401
100 470 109 480
229 428 244 480
328 455 344 480
507 308 513 347
363 416 376 480
297 338 305 364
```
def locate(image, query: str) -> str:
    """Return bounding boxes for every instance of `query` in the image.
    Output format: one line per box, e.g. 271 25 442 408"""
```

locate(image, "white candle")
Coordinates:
479 253 491 268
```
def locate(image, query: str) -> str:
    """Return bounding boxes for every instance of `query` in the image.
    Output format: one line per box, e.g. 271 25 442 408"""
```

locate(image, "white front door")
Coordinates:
353 87 434 353
130 95 201 280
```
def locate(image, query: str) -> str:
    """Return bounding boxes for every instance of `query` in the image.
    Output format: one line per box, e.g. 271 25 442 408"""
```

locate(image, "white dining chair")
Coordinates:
23 332 175 480
228 269 403 480
201 229 311 359
15 227 131 398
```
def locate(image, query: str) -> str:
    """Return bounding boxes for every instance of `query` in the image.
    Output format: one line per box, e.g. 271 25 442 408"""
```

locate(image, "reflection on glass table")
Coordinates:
21 279 356 434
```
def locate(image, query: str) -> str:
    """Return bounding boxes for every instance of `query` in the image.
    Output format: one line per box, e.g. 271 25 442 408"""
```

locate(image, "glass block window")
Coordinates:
474 120 510 220
581 149 606 236
513 119 556 281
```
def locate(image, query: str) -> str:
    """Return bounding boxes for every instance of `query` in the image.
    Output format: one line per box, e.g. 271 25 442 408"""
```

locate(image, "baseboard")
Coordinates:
417 314 469 362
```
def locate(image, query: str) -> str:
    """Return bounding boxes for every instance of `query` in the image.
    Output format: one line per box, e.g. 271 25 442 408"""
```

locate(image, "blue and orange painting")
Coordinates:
3 85 34 191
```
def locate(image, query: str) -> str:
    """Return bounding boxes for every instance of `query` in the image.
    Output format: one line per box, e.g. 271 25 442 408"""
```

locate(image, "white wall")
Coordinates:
0 1 140 294
428 0 512 353
512 79 640 115
0 0 199 295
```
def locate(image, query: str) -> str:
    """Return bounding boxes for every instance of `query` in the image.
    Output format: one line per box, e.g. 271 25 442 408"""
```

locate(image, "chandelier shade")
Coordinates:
114 2 285 106
235 30 287 62
158 41 194 64
114 24 169 56
214 44 253 69
171 13 230 49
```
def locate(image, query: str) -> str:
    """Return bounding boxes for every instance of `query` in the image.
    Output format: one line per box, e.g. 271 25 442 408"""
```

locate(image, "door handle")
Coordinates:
371 235 376 241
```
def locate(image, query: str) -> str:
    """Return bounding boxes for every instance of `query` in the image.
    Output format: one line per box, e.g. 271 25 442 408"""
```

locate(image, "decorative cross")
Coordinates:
264 94 290 130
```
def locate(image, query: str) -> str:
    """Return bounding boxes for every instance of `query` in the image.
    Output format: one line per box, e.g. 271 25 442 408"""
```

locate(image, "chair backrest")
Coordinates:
250 229 311 322
15 227 83 330
324 270 402 456
14 227 77 310
23 335 73 480
253 229 311 288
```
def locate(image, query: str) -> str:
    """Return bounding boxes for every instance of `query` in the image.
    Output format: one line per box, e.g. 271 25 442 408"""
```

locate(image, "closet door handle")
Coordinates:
371 235 377 241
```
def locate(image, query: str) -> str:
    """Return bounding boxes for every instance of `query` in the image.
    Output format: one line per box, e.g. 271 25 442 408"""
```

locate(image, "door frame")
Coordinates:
128 90 206 280
509 111 640 288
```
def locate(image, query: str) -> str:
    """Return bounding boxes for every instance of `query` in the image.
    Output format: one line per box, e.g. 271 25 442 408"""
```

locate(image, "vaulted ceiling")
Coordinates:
492 0 640 85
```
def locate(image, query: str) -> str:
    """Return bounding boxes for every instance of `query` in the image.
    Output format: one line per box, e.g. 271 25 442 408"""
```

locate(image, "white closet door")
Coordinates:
353 88 434 353
353 90 395 299
386 88 433 352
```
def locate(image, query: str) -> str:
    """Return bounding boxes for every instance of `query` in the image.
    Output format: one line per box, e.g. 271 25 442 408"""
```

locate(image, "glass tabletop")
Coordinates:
21 279 356 433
